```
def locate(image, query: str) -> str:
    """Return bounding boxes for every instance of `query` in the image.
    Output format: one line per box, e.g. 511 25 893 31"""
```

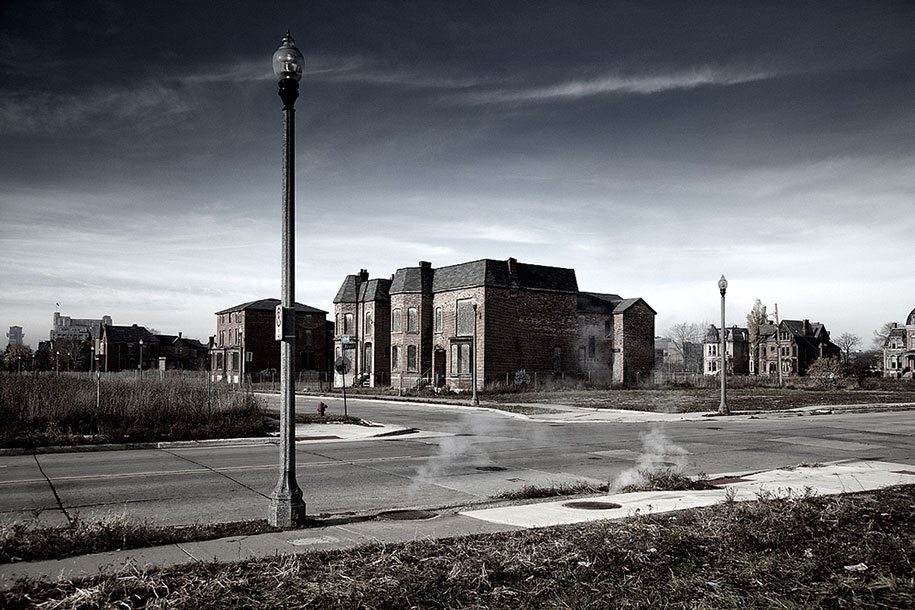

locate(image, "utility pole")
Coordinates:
774 303 783 387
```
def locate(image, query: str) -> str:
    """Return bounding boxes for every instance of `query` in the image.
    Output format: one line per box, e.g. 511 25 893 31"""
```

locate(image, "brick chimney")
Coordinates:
358 269 369 283
803 319 810 335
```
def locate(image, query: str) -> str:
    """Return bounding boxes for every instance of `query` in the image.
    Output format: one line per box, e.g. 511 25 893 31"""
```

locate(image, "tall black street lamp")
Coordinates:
470 295 480 406
717 275 730 416
269 31 306 527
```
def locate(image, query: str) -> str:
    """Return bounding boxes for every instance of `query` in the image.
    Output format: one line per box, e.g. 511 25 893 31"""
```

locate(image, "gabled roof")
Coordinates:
391 265 434 294
103 325 159 343
155 335 208 350
757 323 777 338
577 293 656 315
612 298 656 314
335 276 393 303
215 299 326 315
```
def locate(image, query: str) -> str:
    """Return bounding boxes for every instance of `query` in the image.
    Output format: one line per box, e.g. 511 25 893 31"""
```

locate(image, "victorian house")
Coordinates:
883 307 915 378
757 319 840 377
703 325 750 376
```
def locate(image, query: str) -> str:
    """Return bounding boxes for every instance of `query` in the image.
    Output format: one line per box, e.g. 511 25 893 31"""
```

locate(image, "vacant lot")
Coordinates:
488 386 915 413
0 375 266 448
3 485 913 609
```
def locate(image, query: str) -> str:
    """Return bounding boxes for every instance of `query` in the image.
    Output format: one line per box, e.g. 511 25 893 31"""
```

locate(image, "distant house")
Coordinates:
883 307 915 378
211 299 329 384
704 325 750 376
757 319 840 377
155 333 209 371
99 324 159 373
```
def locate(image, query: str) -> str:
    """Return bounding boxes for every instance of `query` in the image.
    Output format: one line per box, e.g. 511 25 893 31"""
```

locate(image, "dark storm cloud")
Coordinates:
0 1 913 344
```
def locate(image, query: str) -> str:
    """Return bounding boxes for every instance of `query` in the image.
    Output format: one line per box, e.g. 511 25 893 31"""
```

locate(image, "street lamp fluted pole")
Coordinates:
470 295 479 406
718 275 730 416
269 31 306 527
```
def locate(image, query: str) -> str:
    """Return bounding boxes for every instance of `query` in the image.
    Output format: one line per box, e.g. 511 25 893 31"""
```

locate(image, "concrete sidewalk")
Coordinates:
3 458 913 589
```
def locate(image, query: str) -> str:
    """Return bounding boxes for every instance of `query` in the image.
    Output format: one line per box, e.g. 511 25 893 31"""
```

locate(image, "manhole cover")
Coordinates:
563 501 622 511
377 510 438 521
476 466 508 472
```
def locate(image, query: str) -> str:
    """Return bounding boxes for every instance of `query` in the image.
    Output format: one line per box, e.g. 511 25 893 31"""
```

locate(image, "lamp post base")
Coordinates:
717 401 730 416
268 491 306 528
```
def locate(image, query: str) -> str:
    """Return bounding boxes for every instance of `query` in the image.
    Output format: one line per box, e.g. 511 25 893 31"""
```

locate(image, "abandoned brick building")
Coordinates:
757 319 840 377
211 299 329 384
332 258 655 390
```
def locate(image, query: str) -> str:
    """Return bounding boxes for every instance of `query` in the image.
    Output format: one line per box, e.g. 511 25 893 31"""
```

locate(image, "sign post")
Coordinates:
334 355 351 417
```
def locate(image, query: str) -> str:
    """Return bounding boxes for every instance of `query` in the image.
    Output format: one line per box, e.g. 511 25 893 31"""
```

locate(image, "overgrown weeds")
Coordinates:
0 515 281 564
0 375 267 448
617 468 717 493
4 485 914 609
492 480 609 501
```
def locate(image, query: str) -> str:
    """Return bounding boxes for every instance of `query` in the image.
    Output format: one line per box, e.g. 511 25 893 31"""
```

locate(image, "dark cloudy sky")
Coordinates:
1 1 913 347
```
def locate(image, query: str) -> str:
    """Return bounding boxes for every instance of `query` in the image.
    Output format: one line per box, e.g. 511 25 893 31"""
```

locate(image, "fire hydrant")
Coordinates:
316 401 327 417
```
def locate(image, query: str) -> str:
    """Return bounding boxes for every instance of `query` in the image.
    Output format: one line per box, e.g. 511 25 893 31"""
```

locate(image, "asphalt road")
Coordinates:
2 395 913 528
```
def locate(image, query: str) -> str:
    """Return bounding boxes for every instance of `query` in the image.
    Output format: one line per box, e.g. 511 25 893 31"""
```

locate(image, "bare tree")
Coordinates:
667 322 707 372
835 332 861 366
745 299 769 375
872 321 898 350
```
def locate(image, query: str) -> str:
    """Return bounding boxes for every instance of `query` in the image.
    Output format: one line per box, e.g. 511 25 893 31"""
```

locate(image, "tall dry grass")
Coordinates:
0 374 266 448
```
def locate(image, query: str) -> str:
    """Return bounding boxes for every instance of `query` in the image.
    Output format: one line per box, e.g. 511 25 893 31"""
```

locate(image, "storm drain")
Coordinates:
377 509 439 521
476 466 508 472
562 501 622 511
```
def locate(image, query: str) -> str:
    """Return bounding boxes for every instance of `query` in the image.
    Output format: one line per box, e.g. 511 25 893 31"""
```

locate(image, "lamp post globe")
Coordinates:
717 275 730 416
269 31 306 528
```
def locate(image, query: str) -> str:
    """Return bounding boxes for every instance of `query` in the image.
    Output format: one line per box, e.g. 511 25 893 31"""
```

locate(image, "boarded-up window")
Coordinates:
407 345 417 371
456 299 474 336
434 307 443 333
451 342 472 375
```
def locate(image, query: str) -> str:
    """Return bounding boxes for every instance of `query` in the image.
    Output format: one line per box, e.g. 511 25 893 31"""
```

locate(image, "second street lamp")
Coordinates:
470 295 479 407
269 31 306 527
717 275 730 416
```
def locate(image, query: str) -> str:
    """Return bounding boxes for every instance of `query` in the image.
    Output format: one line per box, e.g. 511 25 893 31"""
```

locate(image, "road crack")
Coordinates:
33 454 73 525
160 449 270 500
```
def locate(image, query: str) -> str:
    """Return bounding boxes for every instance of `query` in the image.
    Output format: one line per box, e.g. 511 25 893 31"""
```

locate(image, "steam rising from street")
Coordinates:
612 424 688 490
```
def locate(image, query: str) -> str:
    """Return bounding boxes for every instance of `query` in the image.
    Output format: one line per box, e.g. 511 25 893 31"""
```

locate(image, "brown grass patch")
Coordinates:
4 485 914 608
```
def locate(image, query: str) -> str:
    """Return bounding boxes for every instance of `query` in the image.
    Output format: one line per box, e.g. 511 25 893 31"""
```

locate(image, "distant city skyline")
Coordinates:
1 1 913 349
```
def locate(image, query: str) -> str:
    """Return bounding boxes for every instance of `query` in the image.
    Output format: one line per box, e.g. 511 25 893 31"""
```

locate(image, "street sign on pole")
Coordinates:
275 305 283 341
334 355 351 417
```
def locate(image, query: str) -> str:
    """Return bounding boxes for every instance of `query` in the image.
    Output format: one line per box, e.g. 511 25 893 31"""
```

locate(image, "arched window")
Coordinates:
407 345 417 371
407 307 418 332
434 307 443 333
365 312 373 336
392 309 402 333
344 313 354 335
